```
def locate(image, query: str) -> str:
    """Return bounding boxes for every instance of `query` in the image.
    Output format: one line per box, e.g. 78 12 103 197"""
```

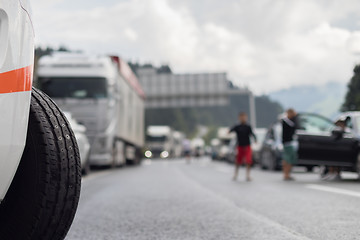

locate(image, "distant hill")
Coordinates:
268 82 346 119
145 94 283 138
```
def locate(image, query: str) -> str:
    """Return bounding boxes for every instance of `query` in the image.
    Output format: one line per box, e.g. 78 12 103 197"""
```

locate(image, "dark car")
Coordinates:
260 113 359 173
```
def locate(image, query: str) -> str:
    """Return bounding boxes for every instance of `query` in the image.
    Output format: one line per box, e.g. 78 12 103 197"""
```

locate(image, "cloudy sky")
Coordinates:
31 0 360 94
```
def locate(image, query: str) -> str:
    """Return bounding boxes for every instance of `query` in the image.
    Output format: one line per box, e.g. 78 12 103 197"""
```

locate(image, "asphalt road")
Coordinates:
66 157 360 240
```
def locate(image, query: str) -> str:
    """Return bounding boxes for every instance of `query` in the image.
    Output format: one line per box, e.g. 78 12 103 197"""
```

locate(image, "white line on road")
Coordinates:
178 169 311 240
306 184 360 198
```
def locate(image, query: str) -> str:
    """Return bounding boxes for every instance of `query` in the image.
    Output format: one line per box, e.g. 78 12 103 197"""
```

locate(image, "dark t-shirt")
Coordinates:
282 116 298 144
230 123 257 146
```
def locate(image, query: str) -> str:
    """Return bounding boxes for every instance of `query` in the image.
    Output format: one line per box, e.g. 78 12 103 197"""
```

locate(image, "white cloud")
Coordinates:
31 0 360 94
124 28 138 42
347 32 360 55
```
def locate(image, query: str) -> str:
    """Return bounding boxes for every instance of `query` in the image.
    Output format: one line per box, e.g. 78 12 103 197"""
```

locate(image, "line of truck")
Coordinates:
36 52 145 167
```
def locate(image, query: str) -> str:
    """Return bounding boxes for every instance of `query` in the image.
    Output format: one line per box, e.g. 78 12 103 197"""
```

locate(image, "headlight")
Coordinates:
160 151 169 159
145 150 152 158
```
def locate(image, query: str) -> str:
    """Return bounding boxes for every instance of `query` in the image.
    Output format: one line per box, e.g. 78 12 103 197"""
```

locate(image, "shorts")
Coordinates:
283 145 298 164
236 145 252 165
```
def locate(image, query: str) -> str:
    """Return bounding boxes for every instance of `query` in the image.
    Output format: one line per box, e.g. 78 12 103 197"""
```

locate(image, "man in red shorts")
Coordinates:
229 112 257 181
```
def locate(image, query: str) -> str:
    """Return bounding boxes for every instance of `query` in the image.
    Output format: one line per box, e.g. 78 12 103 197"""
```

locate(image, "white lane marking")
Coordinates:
177 169 311 240
238 207 312 240
306 184 360 198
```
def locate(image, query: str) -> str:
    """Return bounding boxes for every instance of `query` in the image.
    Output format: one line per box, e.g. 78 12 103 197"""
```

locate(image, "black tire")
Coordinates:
0 88 81 240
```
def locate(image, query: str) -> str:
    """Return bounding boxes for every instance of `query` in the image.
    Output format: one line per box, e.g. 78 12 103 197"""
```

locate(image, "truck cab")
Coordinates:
145 126 174 159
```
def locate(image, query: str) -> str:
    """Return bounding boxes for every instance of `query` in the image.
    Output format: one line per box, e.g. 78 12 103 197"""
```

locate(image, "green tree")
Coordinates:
342 65 360 111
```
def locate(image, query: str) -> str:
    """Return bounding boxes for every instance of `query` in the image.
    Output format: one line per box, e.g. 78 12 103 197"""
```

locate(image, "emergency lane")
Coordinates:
66 157 360 240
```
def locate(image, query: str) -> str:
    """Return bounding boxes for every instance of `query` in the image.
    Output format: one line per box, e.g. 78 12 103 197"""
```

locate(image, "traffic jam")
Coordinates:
2 0 360 240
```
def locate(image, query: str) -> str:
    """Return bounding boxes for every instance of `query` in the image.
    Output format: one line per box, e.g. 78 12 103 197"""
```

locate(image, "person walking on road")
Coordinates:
282 108 299 181
230 112 257 181
183 139 192 164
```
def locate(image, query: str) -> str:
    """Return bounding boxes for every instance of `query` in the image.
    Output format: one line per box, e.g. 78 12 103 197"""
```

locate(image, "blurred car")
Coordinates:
225 136 237 163
261 123 283 170
210 138 221 159
192 138 205 157
216 127 235 160
64 112 91 175
251 128 267 164
260 112 359 172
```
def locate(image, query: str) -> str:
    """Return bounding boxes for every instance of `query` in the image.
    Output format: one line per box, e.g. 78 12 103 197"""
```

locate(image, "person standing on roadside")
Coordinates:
282 108 299 181
322 119 348 181
230 112 257 181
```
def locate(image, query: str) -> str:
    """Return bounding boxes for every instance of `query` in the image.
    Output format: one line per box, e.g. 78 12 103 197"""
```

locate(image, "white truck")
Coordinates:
192 138 206 157
37 53 145 166
145 126 174 159
217 127 236 160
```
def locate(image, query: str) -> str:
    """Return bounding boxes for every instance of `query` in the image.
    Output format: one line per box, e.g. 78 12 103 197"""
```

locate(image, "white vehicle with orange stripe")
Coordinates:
0 1 81 239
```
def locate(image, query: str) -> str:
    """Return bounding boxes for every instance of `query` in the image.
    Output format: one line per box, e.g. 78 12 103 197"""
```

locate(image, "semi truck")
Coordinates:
145 126 174 159
37 53 145 166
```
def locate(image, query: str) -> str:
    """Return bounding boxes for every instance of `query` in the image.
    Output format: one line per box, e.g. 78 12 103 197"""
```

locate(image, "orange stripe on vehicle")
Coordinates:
0 65 33 94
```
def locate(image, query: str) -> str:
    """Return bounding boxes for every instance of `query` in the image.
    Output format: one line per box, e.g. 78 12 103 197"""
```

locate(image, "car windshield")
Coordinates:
146 135 167 142
38 77 108 99
298 114 334 134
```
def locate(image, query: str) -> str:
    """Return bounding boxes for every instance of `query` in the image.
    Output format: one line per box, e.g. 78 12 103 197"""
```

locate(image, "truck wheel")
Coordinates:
0 88 81 240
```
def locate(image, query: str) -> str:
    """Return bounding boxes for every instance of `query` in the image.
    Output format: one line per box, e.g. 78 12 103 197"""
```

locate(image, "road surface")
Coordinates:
66 157 360 240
